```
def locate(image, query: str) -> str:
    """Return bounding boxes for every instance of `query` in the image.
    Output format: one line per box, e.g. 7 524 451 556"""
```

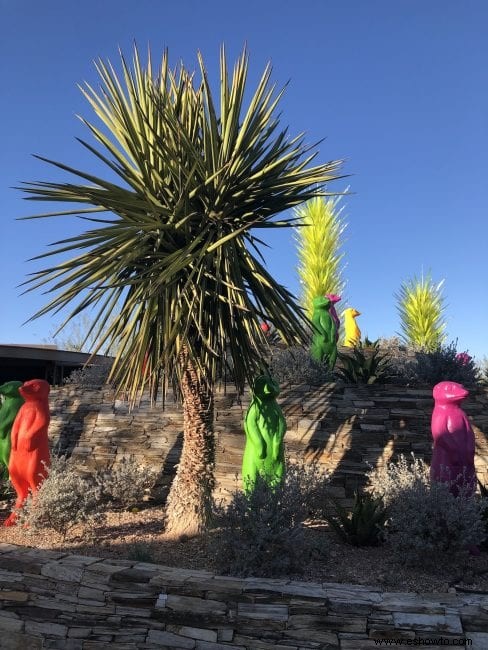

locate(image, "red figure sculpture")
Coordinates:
3 379 51 527
430 381 476 497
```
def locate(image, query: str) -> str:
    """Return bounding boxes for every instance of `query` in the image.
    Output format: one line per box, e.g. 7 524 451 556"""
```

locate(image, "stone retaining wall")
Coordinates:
0 544 487 649
48 383 488 505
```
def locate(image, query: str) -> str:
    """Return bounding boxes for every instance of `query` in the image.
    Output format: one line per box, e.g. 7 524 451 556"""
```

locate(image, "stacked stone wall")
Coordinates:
48 383 488 505
0 545 487 649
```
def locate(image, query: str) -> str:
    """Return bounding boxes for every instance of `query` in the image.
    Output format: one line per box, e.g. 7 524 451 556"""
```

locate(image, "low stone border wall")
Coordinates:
48 383 488 506
0 544 487 649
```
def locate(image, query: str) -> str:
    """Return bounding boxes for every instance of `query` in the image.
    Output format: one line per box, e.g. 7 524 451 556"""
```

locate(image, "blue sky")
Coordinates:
1 1 487 359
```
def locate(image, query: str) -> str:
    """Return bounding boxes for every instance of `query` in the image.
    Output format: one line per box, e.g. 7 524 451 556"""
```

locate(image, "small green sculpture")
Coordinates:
0 381 24 481
242 375 286 492
311 295 337 369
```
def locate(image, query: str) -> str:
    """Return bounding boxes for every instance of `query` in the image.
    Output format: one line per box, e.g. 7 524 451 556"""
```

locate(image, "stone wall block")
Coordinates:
146 629 197 648
0 632 43 649
1 545 488 647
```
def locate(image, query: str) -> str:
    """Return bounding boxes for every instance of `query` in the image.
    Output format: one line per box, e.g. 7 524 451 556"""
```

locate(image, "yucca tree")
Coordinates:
294 195 347 319
396 272 447 351
19 46 343 537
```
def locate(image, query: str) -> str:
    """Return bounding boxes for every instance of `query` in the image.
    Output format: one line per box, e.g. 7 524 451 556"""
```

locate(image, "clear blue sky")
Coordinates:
1 1 487 359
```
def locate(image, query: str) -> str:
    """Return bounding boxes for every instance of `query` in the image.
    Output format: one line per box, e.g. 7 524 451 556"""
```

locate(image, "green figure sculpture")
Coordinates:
310 295 337 369
242 375 287 492
0 381 24 481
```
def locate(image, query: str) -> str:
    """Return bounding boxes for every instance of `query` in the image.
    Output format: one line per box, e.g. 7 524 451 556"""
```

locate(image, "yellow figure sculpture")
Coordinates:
343 308 361 347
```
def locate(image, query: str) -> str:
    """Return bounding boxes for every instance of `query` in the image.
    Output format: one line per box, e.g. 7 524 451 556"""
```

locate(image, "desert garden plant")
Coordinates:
270 345 335 385
96 455 156 509
17 456 105 539
19 45 343 536
336 339 393 384
411 340 480 387
127 543 156 563
327 491 388 547
368 455 485 565
0 476 14 502
396 272 447 351
478 480 488 551
16 455 156 537
294 195 347 320
210 459 330 577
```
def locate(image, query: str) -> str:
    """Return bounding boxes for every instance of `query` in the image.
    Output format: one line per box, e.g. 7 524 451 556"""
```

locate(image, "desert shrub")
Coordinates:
96 455 156 509
376 337 417 385
270 346 335 385
478 481 488 551
0 476 14 501
288 457 331 519
368 454 485 565
64 359 113 387
16 455 155 537
367 453 430 505
18 455 105 538
336 339 394 384
327 492 388 546
376 338 481 388
127 542 155 563
209 460 330 577
410 340 480 387
479 357 488 386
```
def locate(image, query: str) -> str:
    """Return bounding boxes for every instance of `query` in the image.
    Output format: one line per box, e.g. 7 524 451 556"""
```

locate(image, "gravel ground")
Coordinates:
1 503 488 594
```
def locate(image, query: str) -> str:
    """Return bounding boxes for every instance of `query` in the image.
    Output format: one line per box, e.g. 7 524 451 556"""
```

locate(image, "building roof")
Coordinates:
0 344 111 384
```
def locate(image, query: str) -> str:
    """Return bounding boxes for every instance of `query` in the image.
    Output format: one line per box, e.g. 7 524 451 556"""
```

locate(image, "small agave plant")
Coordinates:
336 339 393 384
327 492 388 546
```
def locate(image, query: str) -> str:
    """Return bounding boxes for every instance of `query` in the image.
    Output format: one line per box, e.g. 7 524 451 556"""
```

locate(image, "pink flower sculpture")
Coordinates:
325 293 341 342
455 352 472 367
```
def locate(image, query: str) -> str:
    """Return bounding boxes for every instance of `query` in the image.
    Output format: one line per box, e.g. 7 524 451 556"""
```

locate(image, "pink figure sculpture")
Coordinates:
3 379 51 527
325 294 341 342
430 381 476 497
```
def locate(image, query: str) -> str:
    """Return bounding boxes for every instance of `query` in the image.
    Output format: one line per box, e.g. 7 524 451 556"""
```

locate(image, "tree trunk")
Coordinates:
164 355 215 538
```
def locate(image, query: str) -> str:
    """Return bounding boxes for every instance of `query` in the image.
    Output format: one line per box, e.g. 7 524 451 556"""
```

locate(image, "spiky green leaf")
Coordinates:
20 45 344 405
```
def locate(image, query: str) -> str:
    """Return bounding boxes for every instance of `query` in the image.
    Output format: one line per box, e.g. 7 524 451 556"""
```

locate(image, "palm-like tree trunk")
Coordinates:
164 353 215 538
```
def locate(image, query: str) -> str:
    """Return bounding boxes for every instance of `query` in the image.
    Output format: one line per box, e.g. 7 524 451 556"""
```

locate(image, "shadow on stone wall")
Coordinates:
152 430 183 505
46 383 488 507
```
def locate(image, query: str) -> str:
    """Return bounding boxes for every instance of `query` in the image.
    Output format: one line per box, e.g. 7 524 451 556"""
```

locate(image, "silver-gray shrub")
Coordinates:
96 455 156 509
377 337 417 385
270 346 335 385
367 453 430 506
64 359 113 387
381 338 481 388
479 357 488 386
412 341 481 387
367 454 485 565
18 455 105 538
209 459 330 577
18 455 156 537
